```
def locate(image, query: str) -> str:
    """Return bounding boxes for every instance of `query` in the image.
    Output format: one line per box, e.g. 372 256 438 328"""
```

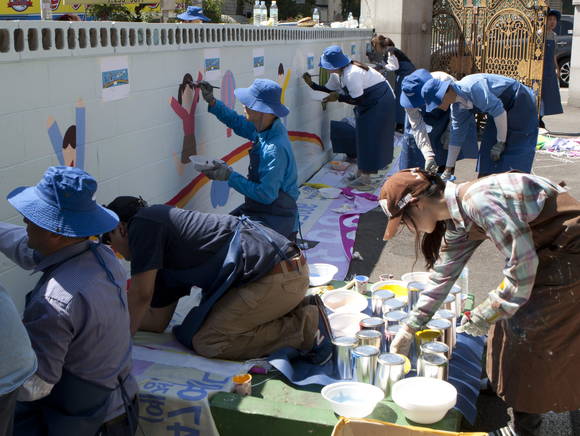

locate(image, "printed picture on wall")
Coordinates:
100 56 130 102
47 99 86 170
253 48 265 76
204 48 221 80
351 44 357 56
307 54 315 72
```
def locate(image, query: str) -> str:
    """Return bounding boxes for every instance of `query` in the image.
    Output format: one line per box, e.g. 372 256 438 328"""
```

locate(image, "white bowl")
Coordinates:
321 290 368 314
319 187 342 199
401 272 430 286
392 377 457 424
321 382 385 418
328 312 367 337
191 156 216 171
309 263 339 287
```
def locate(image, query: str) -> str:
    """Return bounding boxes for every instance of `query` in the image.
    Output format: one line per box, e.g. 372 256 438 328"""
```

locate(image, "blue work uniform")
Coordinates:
450 74 538 175
393 51 416 126
0 223 138 436
209 101 299 239
541 31 563 116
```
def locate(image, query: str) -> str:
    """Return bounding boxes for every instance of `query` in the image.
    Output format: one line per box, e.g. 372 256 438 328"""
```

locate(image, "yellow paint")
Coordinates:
395 354 411 374
415 329 442 345
302 183 332 189
232 373 252 384
280 69 291 104
377 284 408 298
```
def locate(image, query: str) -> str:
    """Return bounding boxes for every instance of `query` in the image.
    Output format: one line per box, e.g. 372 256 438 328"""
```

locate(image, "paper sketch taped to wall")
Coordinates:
101 56 130 102
253 48 265 76
170 71 203 168
351 44 357 56
307 54 315 72
221 71 236 138
47 99 86 169
204 48 221 81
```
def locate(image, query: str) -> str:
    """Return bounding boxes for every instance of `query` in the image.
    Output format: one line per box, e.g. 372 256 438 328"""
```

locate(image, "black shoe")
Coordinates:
305 295 334 366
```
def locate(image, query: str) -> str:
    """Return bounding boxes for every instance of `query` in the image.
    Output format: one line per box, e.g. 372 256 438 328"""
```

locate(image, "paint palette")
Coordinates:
192 156 216 172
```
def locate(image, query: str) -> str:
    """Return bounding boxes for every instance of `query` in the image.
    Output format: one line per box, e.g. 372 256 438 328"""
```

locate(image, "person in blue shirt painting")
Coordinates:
197 79 300 241
421 73 539 178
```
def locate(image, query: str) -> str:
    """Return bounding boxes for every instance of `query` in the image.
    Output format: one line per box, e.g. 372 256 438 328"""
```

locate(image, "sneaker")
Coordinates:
306 295 334 366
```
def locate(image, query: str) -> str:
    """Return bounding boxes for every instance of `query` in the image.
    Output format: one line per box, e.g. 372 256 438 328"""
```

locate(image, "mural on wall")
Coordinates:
204 49 221 81
221 71 236 138
170 72 203 170
47 99 86 169
277 63 292 126
253 48 265 76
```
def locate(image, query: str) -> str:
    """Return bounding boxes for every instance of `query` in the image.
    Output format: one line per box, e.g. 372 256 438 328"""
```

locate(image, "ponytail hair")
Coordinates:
350 60 369 71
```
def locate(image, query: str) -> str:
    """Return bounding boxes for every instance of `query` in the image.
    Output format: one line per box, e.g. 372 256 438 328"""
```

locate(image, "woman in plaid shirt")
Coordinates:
380 168 580 435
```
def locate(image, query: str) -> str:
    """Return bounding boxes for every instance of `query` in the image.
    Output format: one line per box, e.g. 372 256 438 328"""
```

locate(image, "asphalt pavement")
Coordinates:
348 88 580 435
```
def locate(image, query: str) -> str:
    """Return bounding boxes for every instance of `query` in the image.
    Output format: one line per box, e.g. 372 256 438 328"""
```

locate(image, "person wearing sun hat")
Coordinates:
197 79 299 240
380 167 580 435
421 73 538 178
0 166 138 435
177 5 211 22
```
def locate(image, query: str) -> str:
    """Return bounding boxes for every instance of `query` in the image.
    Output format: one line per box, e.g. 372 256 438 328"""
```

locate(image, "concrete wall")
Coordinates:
0 21 371 309
360 0 433 69
568 0 580 106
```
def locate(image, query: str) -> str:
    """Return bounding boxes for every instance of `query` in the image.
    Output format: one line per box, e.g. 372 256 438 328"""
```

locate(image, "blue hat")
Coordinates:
319 45 351 70
421 78 452 112
235 79 290 118
400 69 433 108
177 6 211 22
7 166 119 237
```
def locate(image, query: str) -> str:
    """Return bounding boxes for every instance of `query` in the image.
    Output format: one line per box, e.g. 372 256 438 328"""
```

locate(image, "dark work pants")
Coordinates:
514 411 542 436
0 389 18 436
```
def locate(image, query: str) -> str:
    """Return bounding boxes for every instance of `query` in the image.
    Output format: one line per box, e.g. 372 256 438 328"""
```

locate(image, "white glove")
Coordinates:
424 158 438 174
457 311 490 336
389 324 415 356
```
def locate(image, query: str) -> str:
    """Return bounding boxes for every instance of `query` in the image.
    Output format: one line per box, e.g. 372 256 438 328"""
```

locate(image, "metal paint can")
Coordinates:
354 275 369 295
332 336 359 380
385 325 401 351
426 318 453 359
374 353 405 396
384 310 408 328
442 294 455 312
352 345 380 384
382 298 406 315
406 281 425 312
356 329 382 349
434 309 456 352
419 340 450 366
371 289 395 317
360 317 386 351
417 352 448 381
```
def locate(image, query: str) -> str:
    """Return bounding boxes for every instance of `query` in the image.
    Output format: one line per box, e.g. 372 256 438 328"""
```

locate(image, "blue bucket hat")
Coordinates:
7 166 119 237
177 6 211 22
421 78 452 112
400 69 433 109
319 45 351 70
235 79 290 118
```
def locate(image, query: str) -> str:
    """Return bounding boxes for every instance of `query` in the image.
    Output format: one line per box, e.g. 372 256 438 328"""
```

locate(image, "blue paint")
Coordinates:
210 180 230 208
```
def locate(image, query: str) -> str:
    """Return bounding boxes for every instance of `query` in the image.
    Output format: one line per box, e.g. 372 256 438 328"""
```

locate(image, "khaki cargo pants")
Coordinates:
192 261 319 360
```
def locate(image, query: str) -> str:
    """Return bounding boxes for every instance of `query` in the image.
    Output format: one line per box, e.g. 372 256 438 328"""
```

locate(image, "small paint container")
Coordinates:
355 275 369 295
382 298 406 315
379 273 395 281
426 318 453 359
385 325 401 351
417 352 448 381
371 289 395 317
374 353 405 396
356 329 382 349
442 294 455 312
332 336 359 380
232 374 252 396
352 345 380 384
360 317 386 351
434 309 457 353
406 281 425 312
384 310 408 328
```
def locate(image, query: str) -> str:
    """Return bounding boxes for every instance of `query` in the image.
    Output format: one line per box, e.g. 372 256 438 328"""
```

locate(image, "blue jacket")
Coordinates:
208 101 300 205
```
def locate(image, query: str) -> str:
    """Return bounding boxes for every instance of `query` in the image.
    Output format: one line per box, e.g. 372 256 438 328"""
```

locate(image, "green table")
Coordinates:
210 373 462 436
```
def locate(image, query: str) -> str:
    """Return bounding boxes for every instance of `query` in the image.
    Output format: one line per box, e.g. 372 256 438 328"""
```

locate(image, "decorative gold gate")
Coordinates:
431 0 549 105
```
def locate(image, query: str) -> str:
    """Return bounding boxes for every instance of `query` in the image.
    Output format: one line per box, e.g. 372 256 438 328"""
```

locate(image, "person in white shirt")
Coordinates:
303 45 396 190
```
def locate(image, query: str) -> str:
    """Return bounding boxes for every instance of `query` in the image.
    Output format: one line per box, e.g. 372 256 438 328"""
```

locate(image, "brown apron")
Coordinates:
458 181 580 413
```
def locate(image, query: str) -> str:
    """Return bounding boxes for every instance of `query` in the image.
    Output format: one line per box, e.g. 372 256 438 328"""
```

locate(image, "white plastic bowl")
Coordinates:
392 377 457 424
321 290 368 314
309 263 339 287
321 382 385 418
319 187 342 199
401 272 431 286
191 156 216 172
328 312 367 337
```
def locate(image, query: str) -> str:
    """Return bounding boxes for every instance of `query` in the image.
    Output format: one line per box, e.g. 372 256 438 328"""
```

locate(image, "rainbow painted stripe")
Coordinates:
166 131 323 208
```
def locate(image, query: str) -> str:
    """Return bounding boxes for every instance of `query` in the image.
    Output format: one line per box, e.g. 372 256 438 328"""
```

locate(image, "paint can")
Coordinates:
383 310 408 328
382 298 406 315
352 345 380 384
434 309 456 352
360 317 386 352
415 329 442 347
385 325 400 351
449 286 464 317
232 374 253 396
417 352 448 381
426 318 453 359
371 289 395 317
442 294 455 312
332 336 359 380
419 340 450 372
356 329 382 349
374 353 405 396
379 273 395 281
354 275 369 295
406 281 425 312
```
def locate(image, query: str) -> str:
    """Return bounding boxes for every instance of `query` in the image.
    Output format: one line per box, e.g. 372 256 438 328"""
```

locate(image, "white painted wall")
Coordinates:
0 21 371 309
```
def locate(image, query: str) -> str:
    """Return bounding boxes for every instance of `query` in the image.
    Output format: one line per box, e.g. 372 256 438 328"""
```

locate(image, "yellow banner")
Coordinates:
0 0 159 17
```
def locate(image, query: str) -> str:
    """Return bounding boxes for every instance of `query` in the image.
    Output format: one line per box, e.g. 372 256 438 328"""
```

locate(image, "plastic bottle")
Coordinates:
259 1 267 25
313 7 320 25
270 0 278 25
347 11 353 28
253 0 260 26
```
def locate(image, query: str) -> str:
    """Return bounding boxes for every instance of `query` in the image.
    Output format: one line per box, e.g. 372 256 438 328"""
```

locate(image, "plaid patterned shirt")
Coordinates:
407 172 566 330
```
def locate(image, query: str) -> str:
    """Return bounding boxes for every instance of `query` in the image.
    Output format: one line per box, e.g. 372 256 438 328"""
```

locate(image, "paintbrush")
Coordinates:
192 81 220 89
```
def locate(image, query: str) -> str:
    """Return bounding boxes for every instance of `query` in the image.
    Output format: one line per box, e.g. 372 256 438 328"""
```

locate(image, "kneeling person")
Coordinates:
104 197 332 363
